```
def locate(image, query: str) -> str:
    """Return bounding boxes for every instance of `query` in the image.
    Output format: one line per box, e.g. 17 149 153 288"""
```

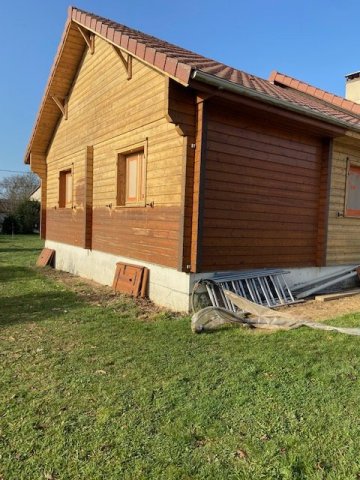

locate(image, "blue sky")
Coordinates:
1 0 360 179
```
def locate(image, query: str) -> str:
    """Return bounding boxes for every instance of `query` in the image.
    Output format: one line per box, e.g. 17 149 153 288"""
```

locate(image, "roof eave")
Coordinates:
24 15 74 164
192 69 360 134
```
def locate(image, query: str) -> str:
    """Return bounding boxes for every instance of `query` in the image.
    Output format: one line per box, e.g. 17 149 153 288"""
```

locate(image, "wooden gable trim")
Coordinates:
51 96 68 120
112 45 132 80
77 25 95 54
71 18 189 87
24 18 86 164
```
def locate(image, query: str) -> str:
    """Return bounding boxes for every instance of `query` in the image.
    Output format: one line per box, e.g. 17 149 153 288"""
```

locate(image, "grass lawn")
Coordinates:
1 235 360 479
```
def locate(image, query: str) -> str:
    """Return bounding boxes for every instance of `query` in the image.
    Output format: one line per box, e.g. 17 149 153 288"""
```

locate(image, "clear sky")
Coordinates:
1 0 360 179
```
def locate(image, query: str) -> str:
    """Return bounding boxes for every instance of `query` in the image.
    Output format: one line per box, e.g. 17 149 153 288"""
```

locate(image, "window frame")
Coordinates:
116 142 147 208
58 168 73 209
344 160 360 218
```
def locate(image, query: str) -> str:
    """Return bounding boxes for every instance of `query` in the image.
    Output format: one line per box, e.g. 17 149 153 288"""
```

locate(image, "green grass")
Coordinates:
1 235 360 479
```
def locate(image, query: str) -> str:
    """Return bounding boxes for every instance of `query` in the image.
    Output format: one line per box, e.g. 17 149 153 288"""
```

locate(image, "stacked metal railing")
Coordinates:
204 269 295 312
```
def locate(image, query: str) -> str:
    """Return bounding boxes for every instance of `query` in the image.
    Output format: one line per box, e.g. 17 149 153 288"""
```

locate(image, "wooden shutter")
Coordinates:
59 169 72 208
345 164 360 217
65 171 73 207
124 151 145 205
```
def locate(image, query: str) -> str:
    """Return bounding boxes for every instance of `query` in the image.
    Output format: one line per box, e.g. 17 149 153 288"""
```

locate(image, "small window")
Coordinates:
345 164 360 217
117 150 145 206
59 169 73 208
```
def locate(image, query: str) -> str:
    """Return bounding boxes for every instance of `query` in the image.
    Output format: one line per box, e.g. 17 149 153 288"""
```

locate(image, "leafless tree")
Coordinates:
0 172 40 214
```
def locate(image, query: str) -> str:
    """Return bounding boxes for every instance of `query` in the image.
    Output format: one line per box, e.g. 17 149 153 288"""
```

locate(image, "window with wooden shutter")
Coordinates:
345 163 360 217
59 169 73 208
117 149 146 206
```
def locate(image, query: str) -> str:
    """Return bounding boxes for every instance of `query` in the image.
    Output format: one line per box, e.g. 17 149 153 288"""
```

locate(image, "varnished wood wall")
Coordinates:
45 36 186 268
327 137 360 264
199 102 327 271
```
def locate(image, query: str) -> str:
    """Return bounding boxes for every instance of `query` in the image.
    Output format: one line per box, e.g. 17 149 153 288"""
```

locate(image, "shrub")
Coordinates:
2 215 20 234
1 200 40 234
16 200 40 234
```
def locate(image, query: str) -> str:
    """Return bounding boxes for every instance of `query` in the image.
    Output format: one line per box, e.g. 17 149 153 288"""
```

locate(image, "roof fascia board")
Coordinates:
24 17 74 164
192 70 359 134
190 79 346 137
71 18 190 87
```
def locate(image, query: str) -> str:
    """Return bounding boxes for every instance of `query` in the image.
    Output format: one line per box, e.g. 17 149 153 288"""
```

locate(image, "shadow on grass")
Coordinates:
0 289 84 327
0 248 42 253
0 265 39 283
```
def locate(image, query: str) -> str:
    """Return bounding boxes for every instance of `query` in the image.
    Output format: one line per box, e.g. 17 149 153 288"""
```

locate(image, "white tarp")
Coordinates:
191 290 360 336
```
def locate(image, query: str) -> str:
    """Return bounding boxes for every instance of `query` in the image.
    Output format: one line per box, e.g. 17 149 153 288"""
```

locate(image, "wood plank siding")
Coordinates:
199 101 329 271
326 137 360 264
45 36 186 268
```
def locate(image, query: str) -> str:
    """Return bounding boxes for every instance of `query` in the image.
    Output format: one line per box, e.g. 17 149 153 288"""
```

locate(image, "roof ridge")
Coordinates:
24 6 360 164
269 70 360 116
70 6 272 88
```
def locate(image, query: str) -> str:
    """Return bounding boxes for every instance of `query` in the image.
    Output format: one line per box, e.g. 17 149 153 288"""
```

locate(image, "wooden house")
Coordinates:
25 7 360 310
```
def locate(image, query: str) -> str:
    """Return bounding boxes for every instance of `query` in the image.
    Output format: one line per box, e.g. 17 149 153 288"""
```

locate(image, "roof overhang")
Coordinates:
25 7 360 166
192 70 356 136
24 7 193 164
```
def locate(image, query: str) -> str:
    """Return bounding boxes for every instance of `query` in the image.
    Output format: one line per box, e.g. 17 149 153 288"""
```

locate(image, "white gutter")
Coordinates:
192 70 360 133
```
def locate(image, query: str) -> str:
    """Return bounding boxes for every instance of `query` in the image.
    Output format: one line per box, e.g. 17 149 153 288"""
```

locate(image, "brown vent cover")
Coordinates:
36 248 55 267
112 263 149 298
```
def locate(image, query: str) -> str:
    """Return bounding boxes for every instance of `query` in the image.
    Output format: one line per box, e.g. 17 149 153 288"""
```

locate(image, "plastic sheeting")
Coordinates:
191 290 360 336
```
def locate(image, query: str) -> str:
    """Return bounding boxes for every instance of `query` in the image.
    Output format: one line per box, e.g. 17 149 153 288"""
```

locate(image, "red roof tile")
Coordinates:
270 70 360 116
25 6 360 163
69 7 360 129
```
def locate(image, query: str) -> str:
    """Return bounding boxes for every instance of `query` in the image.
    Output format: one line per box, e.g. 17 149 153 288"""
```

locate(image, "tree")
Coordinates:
1 215 20 235
2 200 40 234
0 173 39 214
16 200 40 233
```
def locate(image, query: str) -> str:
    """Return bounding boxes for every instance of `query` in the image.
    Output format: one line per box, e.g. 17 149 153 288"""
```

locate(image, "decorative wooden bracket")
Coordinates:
51 96 68 120
77 25 95 54
112 46 132 80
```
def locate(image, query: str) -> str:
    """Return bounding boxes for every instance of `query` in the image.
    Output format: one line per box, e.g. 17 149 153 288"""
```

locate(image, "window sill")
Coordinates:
114 203 146 209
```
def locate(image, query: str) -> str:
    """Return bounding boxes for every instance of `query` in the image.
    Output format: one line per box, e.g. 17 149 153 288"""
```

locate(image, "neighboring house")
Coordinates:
25 6 360 310
29 185 41 202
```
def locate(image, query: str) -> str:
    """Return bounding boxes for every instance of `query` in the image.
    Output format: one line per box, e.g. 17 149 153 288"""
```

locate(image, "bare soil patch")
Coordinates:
37 266 173 321
278 293 360 321
36 267 360 322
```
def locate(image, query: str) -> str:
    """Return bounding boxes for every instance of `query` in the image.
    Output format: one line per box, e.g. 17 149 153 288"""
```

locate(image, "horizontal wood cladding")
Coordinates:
92 206 181 268
46 208 85 247
44 35 186 269
46 36 185 209
200 102 327 271
326 137 360 265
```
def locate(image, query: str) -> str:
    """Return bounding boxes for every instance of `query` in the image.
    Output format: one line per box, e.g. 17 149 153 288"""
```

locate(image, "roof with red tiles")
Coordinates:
70 7 360 126
25 6 360 163
270 70 360 116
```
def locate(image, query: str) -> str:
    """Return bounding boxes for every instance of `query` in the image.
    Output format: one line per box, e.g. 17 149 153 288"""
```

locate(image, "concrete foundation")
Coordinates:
46 240 358 311
46 240 194 311
286 265 357 289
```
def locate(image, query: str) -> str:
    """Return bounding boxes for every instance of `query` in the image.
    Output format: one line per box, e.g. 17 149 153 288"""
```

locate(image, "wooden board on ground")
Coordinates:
36 248 55 267
112 262 149 298
315 289 360 302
